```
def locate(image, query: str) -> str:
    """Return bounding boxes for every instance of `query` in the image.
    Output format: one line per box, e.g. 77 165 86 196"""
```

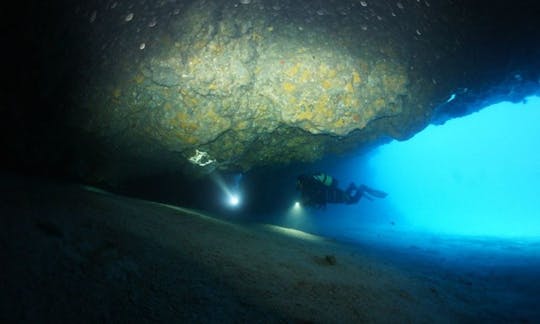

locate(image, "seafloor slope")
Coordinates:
1 174 538 323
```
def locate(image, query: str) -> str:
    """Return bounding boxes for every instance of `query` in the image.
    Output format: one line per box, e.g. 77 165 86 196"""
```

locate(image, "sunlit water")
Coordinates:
367 96 540 238
293 97 539 231
269 96 540 268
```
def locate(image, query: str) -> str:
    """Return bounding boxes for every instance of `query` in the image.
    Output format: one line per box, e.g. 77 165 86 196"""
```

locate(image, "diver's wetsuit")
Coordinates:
297 174 385 208
297 176 328 208
297 175 361 208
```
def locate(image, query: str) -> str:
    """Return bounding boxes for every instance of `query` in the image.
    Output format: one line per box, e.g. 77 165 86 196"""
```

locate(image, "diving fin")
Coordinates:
363 186 388 199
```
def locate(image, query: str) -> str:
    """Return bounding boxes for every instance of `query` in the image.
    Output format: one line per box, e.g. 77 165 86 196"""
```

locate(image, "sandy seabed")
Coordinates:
1 174 538 323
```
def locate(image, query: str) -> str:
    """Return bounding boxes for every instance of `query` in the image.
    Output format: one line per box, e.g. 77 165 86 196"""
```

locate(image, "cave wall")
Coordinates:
3 0 540 182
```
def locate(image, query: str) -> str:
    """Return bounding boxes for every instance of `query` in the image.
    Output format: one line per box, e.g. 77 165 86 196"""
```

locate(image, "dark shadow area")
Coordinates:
2 173 539 322
0 174 285 323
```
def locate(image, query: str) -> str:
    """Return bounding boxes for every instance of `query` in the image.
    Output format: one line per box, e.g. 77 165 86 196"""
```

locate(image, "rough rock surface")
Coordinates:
19 0 539 181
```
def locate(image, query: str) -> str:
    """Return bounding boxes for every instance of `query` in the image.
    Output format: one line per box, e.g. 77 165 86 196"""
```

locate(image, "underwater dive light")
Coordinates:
210 172 244 209
228 193 240 207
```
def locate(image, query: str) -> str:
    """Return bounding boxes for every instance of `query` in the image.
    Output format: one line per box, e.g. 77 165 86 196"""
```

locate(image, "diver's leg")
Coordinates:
345 183 356 195
354 189 363 203
344 185 363 204
361 185 388 198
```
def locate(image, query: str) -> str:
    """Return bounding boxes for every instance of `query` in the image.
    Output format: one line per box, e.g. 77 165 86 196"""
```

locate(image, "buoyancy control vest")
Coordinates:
312 173 334 187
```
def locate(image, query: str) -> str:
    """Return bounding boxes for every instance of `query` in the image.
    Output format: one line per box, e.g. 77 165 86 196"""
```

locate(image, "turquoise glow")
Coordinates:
366 96 540 237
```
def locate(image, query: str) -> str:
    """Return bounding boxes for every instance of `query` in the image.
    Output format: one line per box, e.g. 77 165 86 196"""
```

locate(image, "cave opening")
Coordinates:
307 96 540 238
232 96 540 271
362 96 540 239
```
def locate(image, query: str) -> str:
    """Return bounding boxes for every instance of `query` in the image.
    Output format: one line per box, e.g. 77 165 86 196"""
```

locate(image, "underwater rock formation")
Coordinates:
64 0 540 180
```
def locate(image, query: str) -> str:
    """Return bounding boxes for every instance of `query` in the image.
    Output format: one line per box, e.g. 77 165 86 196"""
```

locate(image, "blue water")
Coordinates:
294 96 540 240
376 96 540 237
212 96 540 321
269 98 540 319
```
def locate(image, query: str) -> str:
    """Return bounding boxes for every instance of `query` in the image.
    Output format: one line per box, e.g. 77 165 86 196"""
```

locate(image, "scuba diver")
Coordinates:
296 173 387 209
